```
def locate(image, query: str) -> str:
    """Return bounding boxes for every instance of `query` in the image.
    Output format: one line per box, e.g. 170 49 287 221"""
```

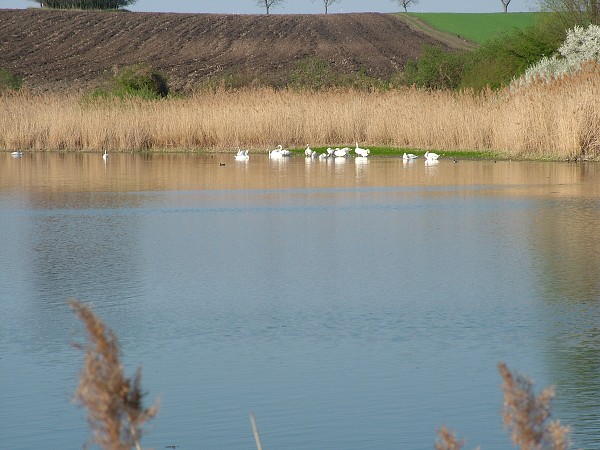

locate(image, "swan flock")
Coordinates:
230 145 443 162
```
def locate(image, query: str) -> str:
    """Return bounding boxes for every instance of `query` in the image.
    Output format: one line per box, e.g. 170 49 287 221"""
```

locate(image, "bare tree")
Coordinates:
312 0 341 13
256 0 285 14
501 0 512 12
391 0 419 13
538 0 599 24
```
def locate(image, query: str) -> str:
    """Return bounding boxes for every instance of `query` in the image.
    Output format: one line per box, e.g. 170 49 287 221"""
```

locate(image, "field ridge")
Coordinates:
0 8 459 93
394 14 478 51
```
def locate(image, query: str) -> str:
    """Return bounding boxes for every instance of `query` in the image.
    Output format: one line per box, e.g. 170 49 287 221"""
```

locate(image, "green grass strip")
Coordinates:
409 12 547 44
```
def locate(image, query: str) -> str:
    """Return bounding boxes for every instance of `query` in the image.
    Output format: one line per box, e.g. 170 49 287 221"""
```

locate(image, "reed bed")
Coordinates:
1 64 598 159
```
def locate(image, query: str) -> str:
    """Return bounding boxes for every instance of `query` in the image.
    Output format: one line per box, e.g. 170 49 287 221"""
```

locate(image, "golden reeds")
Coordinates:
435 426 465 450
69 299 157 450
499 362 571 450
1 64 598 159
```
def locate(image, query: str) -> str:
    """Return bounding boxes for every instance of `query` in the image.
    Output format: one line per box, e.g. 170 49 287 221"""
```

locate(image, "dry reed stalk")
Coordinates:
498 362 571 450
69 299 157 450
0 64 598 159
249 412 263 450
435 426 464 450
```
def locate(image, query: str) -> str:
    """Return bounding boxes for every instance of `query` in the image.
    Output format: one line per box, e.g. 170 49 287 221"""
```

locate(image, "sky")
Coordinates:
2 0 539 14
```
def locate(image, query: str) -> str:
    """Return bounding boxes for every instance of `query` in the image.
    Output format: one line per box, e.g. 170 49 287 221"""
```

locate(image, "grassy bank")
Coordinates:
409 12 547 44
1 64 598 160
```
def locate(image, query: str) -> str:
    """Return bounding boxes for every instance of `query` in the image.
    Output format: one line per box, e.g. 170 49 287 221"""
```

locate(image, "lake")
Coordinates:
1 152 599 449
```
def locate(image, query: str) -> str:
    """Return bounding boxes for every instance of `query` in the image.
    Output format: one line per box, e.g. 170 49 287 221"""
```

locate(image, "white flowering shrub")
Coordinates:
559 24 600 64
514 24 600 87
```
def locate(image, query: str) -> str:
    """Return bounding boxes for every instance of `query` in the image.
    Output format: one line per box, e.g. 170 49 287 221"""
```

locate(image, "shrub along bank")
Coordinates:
403 14 567 90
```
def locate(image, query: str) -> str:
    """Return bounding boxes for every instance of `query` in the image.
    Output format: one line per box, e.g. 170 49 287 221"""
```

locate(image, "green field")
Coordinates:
409 12 547 44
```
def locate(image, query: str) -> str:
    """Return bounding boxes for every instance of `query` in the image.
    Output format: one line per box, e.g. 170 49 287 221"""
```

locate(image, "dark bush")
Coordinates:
0 68 22 91
402 45 467 90
114 64 169 98
93 64 170 99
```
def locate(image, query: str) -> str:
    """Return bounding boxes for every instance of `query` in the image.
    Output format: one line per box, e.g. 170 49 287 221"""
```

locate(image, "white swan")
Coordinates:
355 147 370 157
355 142 370 157
334 147 351 157
269 145 284 158
102 150 108 161
326 147 335 157
403 152 417 160
304 145 315 157
235 149 249 161
11 151 23 158
424 151 439 161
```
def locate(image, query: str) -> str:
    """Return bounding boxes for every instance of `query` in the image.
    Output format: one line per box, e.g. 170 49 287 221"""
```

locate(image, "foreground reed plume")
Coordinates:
69 299 157 450
499 362 571 450
435 425 464 450
435 364 572 450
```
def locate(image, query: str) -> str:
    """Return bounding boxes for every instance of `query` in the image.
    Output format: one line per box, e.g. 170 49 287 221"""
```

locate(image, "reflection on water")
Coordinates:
2 152 600 195
1 153 600 449
529 197 600 447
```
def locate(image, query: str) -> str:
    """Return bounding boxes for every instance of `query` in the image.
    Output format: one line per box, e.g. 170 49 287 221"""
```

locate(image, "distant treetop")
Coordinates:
31 0 137 9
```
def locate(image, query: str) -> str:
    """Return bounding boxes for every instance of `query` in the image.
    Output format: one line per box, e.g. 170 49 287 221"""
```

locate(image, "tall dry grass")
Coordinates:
70 299 157 450
437 364 571 450
3 65 597 158
499 362 571 450
435 426 465 450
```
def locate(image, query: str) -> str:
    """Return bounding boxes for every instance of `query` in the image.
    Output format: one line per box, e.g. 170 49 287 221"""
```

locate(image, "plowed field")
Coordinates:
0 8 457 92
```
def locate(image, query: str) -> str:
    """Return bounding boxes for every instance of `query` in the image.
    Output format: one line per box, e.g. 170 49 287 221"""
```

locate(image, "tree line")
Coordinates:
31 0 532 14
32 0 135 9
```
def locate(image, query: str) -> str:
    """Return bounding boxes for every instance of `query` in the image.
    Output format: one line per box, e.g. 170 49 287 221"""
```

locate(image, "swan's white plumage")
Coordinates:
235 149 249 161
355 143 370 157
424 151 439 161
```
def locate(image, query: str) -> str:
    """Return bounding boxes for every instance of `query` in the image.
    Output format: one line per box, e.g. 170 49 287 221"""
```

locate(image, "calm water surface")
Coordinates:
1 153 600 449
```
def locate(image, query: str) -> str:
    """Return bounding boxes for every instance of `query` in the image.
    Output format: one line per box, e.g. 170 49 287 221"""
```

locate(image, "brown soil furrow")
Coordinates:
0 9 459 92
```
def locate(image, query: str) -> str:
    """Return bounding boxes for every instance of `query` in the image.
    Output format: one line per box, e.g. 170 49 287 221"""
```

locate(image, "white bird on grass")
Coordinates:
355 142 370 157
305 145 316 157
424 151 440 161
334 147 351 157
